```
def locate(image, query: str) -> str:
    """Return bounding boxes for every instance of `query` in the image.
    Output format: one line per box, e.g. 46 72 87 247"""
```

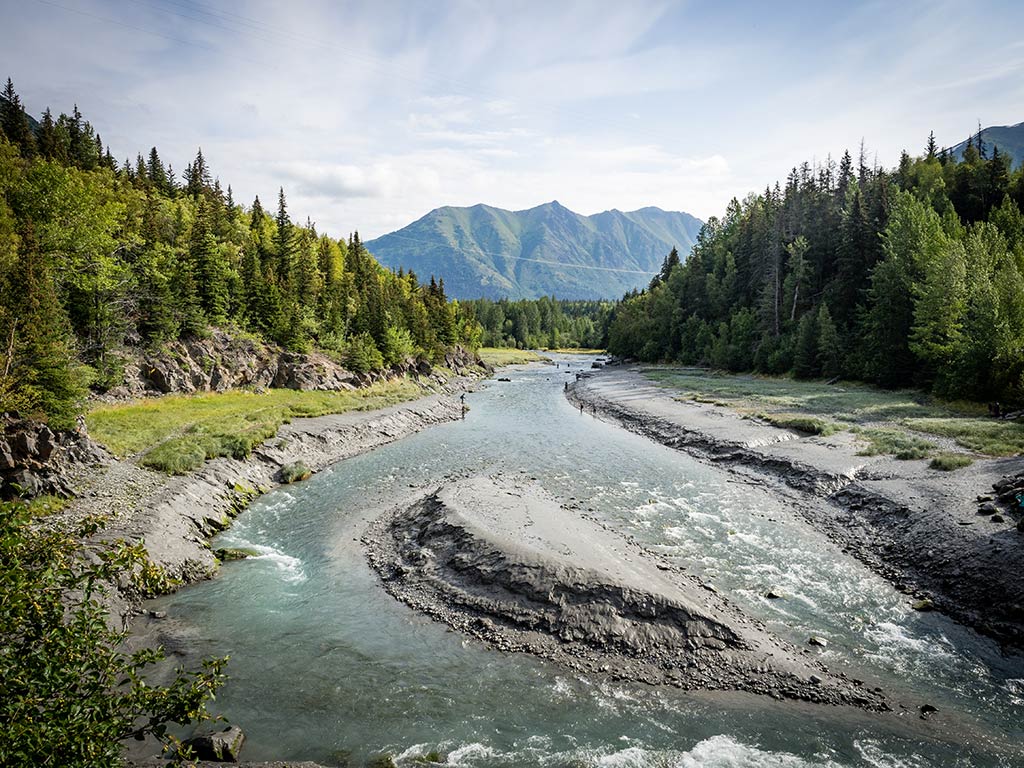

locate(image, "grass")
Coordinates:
906 418 1024 457
642 367 1020 459
929 452 974 471
544 347 606 355
757 412 843 436
86 379 424 474
643 367 978 423
852 427 937 460
478 347 545 366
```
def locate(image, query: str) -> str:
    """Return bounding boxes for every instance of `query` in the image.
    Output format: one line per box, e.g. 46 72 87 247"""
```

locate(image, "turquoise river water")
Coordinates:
151 355 1024 767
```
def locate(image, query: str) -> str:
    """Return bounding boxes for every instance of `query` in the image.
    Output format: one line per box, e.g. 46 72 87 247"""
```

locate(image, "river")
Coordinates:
150 355 1023 767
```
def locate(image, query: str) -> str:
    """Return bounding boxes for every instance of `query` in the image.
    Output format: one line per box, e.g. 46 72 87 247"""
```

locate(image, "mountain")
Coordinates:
365 201 704 300
949 121 1024 168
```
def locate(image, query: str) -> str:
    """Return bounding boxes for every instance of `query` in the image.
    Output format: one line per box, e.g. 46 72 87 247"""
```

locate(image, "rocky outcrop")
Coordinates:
183 724 246 762
104 330 356 399
0 414 109 499
101 329 486 400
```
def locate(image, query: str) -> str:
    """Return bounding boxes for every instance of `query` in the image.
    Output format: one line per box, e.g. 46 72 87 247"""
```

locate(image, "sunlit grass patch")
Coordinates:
478 347 545 366
86 379 424 474
929 452 974 471
852 427 936 460
757 412 844 436
907 418 1024 457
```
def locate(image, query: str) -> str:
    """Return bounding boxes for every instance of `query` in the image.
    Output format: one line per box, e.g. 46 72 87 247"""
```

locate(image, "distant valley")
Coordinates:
365 201 703 300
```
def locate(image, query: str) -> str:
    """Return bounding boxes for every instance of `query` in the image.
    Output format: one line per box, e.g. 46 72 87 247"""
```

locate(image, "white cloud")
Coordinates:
2 0 1022 239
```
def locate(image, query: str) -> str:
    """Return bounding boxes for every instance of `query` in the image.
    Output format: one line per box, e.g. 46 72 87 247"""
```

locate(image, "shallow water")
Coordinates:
152 356 1024 766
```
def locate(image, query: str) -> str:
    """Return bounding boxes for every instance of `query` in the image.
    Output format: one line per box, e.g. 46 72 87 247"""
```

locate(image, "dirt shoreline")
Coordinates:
567 366 1024 651
65 384 474 625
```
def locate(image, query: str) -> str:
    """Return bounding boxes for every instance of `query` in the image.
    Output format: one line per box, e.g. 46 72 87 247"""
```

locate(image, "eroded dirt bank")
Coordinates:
365 475 888 710
568 366 1024 650
67 390 469 624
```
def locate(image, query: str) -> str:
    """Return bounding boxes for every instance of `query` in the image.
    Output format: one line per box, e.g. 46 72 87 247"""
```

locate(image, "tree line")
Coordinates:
607 133 1024 402
0 78 480 429
463 296 613 349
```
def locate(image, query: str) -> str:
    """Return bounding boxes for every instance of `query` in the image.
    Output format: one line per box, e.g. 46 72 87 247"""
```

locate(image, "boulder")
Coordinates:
0 441 15 470
183 724 245 762
977 503 998 516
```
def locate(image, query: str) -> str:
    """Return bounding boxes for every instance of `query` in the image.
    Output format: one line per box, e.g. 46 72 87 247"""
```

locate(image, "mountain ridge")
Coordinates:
366 200 703 300
949 121 1024 168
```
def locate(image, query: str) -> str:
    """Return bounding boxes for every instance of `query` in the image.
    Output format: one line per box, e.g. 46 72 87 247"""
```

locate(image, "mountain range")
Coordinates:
950 121 1024 168
365 201 703 300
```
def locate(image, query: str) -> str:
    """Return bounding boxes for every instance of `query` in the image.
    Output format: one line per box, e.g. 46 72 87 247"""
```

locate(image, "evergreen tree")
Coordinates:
0 78 36 157
4 223 84 428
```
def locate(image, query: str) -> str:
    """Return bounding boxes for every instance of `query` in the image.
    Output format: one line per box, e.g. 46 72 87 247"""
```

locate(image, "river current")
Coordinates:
152 355 1023 767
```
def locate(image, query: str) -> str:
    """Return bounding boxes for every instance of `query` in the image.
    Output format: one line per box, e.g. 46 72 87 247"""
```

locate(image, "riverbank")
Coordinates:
567 366 1024 650
63 379 478 626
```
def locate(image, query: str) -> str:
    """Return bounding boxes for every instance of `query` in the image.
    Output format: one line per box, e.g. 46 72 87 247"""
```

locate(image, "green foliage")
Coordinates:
929 452 973 471
606 133 1024 409
478 347 545 366
759 412 842 436
906 417 1024 456
854 427 936 460
344 332 385 374
87 380 424 471
0 500 227 766
0 81 478 431
464 297 613 351
280 461 311 484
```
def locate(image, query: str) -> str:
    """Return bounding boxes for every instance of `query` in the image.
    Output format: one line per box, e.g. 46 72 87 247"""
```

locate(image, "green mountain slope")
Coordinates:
950 121 1024 168
365 201 703 299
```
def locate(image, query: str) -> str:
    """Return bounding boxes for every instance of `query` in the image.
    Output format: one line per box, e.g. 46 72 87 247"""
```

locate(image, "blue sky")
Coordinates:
3 0 1023 238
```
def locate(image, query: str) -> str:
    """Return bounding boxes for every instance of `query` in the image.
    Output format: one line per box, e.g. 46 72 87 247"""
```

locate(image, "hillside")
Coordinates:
950 121 1024 168
365 201 703 300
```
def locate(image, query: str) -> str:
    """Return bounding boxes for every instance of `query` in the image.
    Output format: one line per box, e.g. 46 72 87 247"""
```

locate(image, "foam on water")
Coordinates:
240 542 306 583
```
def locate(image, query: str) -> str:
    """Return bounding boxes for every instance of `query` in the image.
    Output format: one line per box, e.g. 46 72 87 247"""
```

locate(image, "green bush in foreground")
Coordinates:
0 501 227 767
929 453 974 471
280 461 311 484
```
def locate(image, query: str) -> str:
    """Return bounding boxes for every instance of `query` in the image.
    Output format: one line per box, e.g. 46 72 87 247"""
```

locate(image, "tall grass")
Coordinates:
478 348 546 366
86 379 424 474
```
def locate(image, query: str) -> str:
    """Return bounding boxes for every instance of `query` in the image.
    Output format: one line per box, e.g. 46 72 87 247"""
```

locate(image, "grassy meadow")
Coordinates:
87 379 425 474
642 367 1021 461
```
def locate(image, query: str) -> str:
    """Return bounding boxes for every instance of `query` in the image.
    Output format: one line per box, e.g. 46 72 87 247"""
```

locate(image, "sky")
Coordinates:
2 0 1023 239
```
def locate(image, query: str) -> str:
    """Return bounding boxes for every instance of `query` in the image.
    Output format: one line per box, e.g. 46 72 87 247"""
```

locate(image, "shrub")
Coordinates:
344 332 384 373
929 453 974 471
0 501 227 766
280 461 311 484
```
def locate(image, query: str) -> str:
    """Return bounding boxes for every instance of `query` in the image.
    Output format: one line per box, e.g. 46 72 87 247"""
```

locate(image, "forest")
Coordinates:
463 297 613 350
607 133 1024 403
0 79 480 430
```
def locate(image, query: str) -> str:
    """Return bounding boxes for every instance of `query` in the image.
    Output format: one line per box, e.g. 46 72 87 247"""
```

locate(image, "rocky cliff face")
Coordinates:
0 414 109 499
104 330 357 399
103 331 485 400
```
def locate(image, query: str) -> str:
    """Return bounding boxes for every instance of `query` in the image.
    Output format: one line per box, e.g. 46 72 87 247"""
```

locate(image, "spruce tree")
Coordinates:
0 78 36 157
6 223 84 428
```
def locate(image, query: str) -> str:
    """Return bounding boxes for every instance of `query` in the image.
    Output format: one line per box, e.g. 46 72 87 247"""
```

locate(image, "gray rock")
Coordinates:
977 502 998 515
12 430 36 457
0 440 14 470
807 636 828 647
183 724 245 762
